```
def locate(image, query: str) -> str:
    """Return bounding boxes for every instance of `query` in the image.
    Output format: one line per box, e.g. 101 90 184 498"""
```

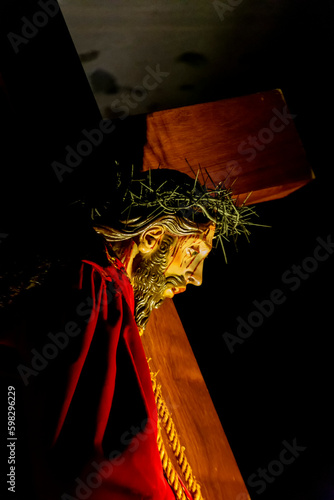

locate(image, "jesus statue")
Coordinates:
0 165 256 500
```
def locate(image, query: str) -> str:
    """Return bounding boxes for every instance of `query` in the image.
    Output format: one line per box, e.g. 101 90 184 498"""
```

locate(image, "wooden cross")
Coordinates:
0 2 313 495
137 90 314 500
140 89 314 204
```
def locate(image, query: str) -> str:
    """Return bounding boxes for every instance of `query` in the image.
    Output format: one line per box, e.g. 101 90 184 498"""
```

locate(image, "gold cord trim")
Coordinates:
150 370 204 500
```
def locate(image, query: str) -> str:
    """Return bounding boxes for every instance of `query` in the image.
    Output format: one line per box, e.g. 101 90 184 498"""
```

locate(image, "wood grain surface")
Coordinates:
141 89 314 205
142 298 250 500
139 89 315 499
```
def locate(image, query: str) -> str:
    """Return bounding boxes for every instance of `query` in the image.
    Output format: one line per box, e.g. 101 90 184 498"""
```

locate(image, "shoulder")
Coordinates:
79 256 134 311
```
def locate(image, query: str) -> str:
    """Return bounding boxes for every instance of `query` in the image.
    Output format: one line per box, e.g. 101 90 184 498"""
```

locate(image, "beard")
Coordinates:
132 235 186 331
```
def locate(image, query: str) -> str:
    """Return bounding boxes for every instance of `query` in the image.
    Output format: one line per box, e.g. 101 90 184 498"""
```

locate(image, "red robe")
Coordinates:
1 254 185 499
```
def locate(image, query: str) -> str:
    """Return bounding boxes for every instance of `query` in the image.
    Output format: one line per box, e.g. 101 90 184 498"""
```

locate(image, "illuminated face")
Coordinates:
163 226 215 298
132 224 215 331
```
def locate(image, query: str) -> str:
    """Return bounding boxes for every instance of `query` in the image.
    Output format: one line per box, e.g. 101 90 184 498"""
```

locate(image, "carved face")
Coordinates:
132 224 215 330
162 226 215 298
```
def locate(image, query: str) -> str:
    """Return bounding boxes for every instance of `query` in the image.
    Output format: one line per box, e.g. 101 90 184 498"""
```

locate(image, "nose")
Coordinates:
186 260 204 286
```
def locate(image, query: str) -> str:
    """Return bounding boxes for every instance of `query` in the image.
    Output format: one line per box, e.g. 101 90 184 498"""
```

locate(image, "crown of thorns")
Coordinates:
91 164 260 261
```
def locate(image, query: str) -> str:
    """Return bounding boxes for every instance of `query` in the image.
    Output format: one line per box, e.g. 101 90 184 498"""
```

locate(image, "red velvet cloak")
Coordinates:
1 256 180 499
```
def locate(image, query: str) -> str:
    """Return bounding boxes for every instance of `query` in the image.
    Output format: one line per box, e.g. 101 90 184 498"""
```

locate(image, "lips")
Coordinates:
163 286 186 298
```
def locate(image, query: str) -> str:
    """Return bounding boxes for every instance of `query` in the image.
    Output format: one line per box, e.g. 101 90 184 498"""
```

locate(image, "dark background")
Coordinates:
1 1 333 499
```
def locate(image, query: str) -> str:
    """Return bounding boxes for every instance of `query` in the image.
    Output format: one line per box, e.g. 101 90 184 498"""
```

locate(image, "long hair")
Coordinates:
0 167 256 311
93 214 207 244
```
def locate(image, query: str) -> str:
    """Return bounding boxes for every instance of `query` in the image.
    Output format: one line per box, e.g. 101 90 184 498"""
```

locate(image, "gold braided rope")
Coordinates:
150 370 204 500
